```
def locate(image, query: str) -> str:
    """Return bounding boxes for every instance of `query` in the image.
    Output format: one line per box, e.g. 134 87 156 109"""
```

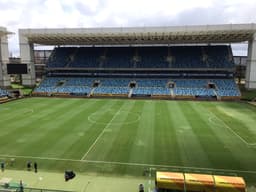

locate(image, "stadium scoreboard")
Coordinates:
7 64 28 74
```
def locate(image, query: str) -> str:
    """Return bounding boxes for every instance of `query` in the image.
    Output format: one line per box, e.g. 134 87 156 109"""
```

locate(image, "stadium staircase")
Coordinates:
213 90 220 100
170 88 175 99
89 88 95 97
128 89 133 98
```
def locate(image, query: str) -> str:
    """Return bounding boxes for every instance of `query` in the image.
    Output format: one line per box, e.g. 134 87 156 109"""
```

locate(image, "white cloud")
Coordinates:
0 0 255 56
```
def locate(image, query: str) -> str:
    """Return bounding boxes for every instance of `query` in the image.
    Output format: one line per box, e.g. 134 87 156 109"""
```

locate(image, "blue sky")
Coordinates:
0 0 256 56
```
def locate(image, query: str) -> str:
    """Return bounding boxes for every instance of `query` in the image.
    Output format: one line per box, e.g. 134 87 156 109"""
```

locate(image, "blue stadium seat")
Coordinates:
211 79 241 97
0 88 9 97
172 79 240 97
34 77 93 94
35 77 240 98
93 78 131 95
132 79 170 96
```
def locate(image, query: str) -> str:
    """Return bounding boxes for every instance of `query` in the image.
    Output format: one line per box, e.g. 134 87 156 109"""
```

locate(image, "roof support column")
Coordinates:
246 33 256 89
0 31 10 87
19 30 36 86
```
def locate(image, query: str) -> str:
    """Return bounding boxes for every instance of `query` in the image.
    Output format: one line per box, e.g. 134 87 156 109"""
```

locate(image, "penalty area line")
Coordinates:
208 113 256 146
0 154 256 175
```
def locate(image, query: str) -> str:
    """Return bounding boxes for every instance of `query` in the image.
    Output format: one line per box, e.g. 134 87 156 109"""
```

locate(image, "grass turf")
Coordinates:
0 98 256 185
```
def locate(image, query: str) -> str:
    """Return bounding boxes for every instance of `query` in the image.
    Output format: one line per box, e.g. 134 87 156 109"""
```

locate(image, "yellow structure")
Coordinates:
156 172 246 192
156 171 185 191
214 175 246 192
185 173 215 192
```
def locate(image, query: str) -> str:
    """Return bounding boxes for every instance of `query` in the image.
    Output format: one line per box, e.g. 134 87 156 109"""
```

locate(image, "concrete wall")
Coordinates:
19 30 36 86
246 33 256 89
0 30 10 87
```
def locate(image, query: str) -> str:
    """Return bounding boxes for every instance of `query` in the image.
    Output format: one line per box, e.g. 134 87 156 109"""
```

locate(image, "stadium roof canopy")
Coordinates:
19 23 256 46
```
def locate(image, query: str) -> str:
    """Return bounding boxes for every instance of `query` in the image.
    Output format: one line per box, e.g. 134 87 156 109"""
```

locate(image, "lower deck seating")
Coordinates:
173 79 215 97
132 79 170 96
94 87 130 95
54 86 91 95
211 79 241 97
133 87 170 95
173 79 240 97
34 77 94 95
33 77 240 98
174 88 215 97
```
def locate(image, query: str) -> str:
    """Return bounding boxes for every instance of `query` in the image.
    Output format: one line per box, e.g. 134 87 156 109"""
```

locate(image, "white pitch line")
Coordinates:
81 160 256 175
81 103 124 160
207 111 256 146
1 154 256 175
88 110 141 125
148 167 152 192
0 154 80 162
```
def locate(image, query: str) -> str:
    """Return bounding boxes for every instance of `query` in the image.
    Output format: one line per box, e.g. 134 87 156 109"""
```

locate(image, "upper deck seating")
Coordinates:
103 47 134 68
47 46 234 69
47 47 76 68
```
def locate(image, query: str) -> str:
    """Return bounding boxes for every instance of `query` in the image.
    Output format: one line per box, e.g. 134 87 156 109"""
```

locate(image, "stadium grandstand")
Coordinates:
33 45 241 99
17 24 256 100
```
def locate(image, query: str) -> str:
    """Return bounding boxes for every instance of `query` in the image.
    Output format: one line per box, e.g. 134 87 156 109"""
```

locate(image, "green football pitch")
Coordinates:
0 97 256 186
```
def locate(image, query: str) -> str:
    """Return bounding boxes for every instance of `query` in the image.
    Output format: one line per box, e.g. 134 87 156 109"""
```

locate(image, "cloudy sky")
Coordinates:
1 0 256 56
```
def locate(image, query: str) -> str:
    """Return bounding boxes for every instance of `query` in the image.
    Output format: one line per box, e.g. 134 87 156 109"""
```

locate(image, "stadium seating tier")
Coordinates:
47 45 235 69
35 45 240 98
34 77 240 97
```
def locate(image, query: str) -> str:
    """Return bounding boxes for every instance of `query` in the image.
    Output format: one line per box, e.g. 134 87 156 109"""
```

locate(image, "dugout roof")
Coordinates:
156 171 185 190
185 173 215 192
214 175 246 192
19 23 256 46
